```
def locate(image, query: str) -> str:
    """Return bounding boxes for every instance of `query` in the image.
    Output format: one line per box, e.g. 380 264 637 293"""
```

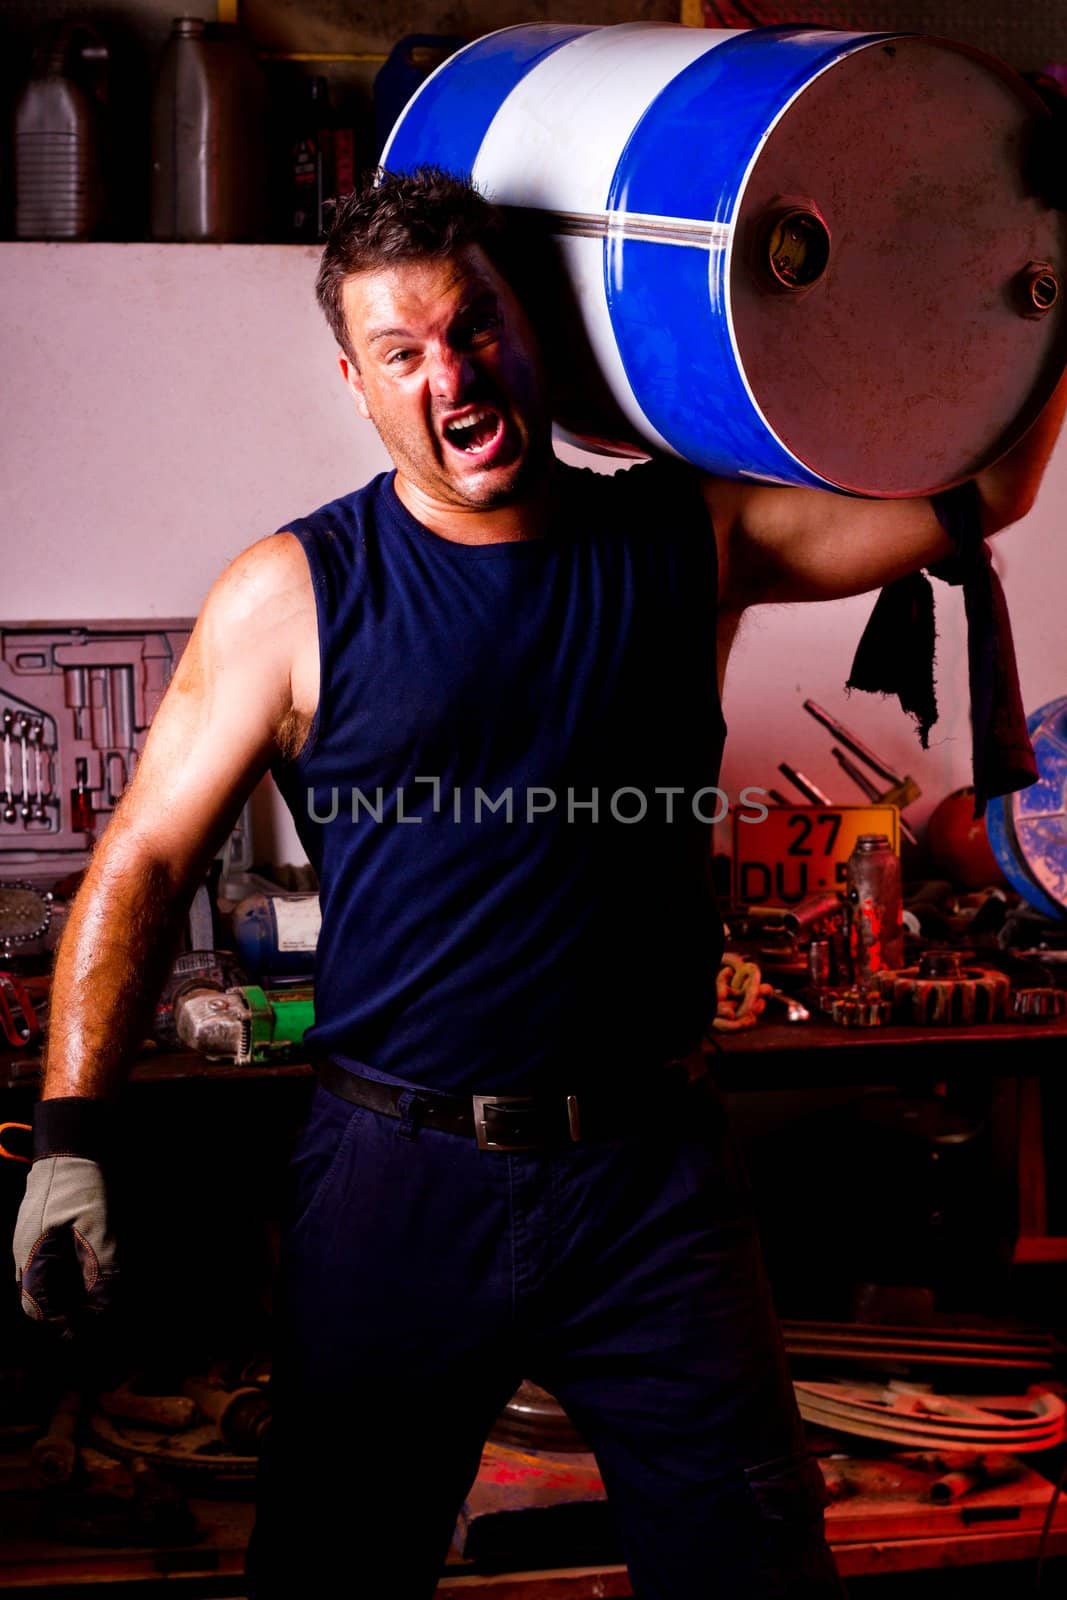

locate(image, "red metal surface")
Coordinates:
731 37 1067 494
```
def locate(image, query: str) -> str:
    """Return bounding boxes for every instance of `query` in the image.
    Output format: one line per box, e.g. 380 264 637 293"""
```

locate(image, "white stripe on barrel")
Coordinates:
472 24 738 453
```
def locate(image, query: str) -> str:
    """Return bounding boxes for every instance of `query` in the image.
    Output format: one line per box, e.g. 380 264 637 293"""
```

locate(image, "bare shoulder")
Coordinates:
226 533 319 759
203 531 314 634
216 532 319 759
162 531 318 763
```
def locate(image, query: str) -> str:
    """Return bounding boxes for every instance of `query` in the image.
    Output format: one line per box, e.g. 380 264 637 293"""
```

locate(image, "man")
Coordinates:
14 168 1066 1597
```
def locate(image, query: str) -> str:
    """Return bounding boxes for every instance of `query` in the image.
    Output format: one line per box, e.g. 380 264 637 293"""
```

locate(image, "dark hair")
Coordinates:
315 167 514 363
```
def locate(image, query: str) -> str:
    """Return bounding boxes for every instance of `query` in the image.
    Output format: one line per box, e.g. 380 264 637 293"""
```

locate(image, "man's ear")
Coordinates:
338 350 371 420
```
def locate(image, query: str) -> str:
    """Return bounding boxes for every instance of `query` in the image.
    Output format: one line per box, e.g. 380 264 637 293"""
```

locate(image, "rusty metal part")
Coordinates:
0 882 54 949
52 1446 195 1547
831 746 920 845
90 1410 258 1484
31 1389 81 1487
98 1386 198 1432
927 1454 1020 1503
491 1381 587 1453
803 699 921 822
781 892 843 934
795 1380 1065 1453
153 949 245 1049
761 202 831 291
763 989 810 1023
778 762 832 805
808 938 832 988
180 1377 270 1453
173 986 250 1058
847 834 905 982
1016 261 1060 318
802 700 909 788
783 1319 1057 1376
79 1445 135 1499
713 952 772 1031
874 952 1010 1024
828 988 893 1027
1012 986 1067 1022
832 745 881 800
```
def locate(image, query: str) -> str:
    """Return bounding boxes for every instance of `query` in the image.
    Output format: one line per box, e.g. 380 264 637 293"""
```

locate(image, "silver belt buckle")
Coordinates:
472 1093 537 1151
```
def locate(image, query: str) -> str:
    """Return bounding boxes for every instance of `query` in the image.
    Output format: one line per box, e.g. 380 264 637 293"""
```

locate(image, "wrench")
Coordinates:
17 716 32 823
29 719 47 822
2 712 15 824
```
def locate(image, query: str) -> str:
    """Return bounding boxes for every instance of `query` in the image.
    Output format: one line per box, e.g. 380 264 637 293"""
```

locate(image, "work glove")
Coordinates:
13 1098 118 1337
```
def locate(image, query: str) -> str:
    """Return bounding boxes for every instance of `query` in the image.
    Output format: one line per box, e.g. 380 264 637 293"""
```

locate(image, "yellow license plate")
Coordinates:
732 804 900 907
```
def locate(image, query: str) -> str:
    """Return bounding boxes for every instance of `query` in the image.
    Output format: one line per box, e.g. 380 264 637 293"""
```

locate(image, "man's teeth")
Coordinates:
445 408 497 448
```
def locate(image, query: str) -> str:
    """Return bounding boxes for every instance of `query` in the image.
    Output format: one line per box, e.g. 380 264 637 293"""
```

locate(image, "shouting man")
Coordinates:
16 169 1067 1597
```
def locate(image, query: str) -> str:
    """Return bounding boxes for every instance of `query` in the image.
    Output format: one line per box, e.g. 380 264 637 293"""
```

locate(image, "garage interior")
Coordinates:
4 1 1067 1595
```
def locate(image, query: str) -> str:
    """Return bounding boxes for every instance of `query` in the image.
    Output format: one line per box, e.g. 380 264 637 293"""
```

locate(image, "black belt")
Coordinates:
317 1055 709 1152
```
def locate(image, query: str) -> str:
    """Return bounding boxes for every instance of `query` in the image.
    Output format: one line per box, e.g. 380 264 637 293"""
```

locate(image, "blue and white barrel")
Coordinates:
383 22 1067 496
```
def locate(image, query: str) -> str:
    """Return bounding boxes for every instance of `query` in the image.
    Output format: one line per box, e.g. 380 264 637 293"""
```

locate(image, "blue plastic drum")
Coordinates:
383 22 1067 497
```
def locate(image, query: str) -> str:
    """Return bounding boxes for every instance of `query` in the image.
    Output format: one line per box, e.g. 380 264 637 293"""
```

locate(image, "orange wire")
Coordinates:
0 1122 32 1165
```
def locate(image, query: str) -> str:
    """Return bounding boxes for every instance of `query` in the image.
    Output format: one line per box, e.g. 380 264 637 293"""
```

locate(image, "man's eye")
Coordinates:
462 315 499 345
387 349 415 365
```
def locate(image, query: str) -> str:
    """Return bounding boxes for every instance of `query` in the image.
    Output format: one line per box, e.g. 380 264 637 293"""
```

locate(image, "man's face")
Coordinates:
338 244 551 511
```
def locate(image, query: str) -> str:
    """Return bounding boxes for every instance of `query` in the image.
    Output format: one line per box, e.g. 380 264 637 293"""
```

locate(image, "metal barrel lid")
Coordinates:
385 22 1067 497
721 33 1067 496
986 695 1067 918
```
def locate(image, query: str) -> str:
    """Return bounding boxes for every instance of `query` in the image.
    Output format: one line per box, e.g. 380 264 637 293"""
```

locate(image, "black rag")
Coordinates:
844 479 1037 819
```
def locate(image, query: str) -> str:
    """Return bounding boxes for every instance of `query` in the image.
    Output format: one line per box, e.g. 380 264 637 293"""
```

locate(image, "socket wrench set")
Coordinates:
0 621 192 871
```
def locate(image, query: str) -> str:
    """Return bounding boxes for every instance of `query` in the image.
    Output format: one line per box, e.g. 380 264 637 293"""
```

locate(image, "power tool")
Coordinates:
174 979 314 1066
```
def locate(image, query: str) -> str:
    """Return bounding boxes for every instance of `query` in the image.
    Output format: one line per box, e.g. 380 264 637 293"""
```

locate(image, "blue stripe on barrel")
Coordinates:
382 25 594 179
606 27 890 487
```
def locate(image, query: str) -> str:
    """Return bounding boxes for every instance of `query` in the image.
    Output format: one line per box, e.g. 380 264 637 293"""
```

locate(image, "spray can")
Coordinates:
846 833 904 988
288 76 330 241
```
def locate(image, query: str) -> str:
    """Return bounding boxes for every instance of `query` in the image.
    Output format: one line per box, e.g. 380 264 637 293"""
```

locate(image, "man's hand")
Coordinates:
15 1157 115 1335
13 1096 118 1336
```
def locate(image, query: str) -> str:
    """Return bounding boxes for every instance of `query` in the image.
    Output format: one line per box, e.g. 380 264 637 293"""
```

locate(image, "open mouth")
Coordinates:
441 406 505 457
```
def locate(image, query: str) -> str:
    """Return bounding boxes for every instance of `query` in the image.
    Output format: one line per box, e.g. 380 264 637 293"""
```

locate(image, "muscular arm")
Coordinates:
707 366 1067 612
42 532 313 1101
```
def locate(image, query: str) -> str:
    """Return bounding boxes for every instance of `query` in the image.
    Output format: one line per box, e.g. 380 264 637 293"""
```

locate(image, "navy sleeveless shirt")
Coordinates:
271 460 727 1096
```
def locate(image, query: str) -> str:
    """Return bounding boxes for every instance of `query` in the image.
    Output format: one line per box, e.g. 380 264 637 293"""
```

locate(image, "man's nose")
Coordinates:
428 344 475 402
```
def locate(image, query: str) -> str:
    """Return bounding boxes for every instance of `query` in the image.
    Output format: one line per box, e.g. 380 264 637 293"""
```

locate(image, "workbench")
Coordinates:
2 1015 1067 1593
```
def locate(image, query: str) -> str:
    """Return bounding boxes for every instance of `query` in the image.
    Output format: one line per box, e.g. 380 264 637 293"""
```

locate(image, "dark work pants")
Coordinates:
246 1071 845 1599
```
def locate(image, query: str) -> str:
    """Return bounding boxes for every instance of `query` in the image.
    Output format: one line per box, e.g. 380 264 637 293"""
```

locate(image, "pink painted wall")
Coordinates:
2 242 1064 864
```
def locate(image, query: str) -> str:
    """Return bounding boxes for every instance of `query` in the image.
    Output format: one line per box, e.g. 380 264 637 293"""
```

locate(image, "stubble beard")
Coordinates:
373 402 552 512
